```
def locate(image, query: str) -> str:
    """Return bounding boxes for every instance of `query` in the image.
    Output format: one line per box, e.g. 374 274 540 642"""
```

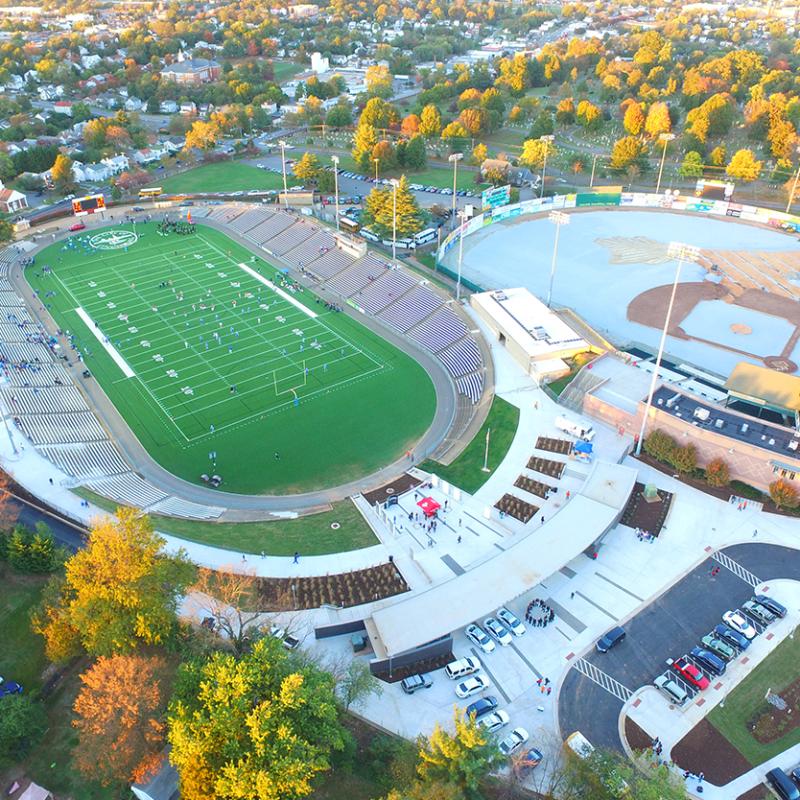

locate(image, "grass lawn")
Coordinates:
154 161 300 194
272 60 304 83
419 395 520 494
72 489 378 556
29 222 435 494
708 635 800 766
485 128 527 151
547 352 597 396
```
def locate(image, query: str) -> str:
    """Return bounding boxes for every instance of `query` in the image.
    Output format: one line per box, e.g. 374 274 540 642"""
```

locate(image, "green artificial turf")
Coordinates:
708 635 800 766
28 222 436 494
154 161 300 194
419 396 520 494
72 488 378 555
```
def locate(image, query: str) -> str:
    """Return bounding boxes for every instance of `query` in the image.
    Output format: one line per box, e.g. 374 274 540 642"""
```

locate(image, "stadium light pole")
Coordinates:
373 157 380 184
546 211 569 308
635 242 700 456
456 208 467 302
539 134 555 199
589 153 601 189
278 139 289 210
331 155 340 232
655 133 676 195
390 178 399 262
449 152 463 220
786 147 800 215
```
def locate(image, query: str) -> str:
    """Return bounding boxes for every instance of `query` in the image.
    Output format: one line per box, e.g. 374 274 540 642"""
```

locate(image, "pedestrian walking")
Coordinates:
570 591 575 599
457 535 462 544
293 551 300 564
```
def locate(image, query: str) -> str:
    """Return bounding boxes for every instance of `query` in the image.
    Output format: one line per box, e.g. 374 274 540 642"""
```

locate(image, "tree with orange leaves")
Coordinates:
73 654 171 786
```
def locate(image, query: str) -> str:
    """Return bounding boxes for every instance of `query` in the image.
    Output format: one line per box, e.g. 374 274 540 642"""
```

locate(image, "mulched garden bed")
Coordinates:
362 473 423 506
624 716 654 752
737 786 770 800
672 719 751 785
254 562 410 610
749 675 800 744
535 436 573 456
619 481 674 537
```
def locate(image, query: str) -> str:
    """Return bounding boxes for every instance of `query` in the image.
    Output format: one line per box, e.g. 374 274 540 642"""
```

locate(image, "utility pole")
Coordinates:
331 154 340 231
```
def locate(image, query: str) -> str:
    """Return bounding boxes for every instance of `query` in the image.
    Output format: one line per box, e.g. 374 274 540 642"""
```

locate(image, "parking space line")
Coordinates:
440 554 465 576
712 551 761 587
573 658 633 703
574 592 618 621
594 571 645 602
545 597 587 633
509 642 542 679
469 647 511 703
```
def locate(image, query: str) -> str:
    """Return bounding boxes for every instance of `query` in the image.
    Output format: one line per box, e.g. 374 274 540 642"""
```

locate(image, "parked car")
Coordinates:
132 206 145 212
478 710 510 733
668 656 710 690
466 623 496 654
455 675 491 698
743 600 776 626
701 633 736 661
445 656 481 680
653 674 688 705
68 222 85 232
753 594 787 619
496 607 525 636
689 647 726 676
723 610 757 639
499 727 529 756
596 626 626 653
465 696 498 719
484 617 513 646
518 748 543 772
766 768 800 800
714 623 751 651
0 677 23 697
401 674 433 694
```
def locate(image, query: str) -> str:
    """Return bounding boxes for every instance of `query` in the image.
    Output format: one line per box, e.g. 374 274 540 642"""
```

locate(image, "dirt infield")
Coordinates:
627 280 800 372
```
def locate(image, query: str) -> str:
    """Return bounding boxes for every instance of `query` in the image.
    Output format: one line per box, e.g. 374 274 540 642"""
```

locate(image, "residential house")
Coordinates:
160 58 221 85
124 96 144 112
132 146 169 165
0 181 28 214
101 154 129 175
179 101 197 115
52 100 73 116
81 53 102 69
159 100 178 114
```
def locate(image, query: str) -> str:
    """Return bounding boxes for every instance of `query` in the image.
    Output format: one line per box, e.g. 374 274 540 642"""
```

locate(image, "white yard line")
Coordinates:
238 262 318 319
74 306 135 378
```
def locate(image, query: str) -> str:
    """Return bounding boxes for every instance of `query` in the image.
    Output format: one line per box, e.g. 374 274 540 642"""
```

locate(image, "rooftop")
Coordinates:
725 362 800 414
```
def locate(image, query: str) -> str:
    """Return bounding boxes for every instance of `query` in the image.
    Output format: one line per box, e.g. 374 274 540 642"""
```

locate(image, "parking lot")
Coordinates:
558 542 800 752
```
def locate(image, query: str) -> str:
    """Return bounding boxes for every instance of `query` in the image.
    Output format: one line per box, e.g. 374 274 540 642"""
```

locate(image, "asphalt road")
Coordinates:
5 493 86 553
558 543 800 752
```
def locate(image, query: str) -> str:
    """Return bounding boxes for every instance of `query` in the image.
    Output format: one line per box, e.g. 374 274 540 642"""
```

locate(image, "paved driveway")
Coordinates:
558 543 800 752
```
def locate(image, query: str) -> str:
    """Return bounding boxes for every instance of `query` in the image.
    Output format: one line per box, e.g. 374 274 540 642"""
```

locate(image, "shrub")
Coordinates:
669 444 697 475
705 457 730 487
769 479 799 510
0 695 47 769
730 480 764 501
2 522 65 573
643 429 677 463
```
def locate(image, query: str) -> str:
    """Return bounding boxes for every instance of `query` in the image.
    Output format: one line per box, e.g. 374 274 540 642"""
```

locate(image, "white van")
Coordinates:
555 415 595 442
444 656 481 680
414 227 437 246
565 731 595 759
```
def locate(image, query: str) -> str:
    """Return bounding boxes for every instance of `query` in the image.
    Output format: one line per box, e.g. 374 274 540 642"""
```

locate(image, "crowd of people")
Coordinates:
525 598 555 627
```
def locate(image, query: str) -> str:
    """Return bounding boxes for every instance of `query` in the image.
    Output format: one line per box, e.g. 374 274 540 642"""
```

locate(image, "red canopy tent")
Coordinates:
417 496 441 518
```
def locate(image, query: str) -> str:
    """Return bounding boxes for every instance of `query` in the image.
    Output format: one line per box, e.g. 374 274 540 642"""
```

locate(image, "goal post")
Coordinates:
273 361 308 399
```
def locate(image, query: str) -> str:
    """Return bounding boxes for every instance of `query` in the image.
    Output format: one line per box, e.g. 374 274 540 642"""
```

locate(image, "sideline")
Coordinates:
74 306 135 378
238 262 318 319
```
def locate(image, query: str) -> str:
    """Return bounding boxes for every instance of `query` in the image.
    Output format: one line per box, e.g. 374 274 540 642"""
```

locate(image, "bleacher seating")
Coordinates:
84 472 169 509
227 208 271 235
38 441 130 480
438 338 482 378
148 496 225 520
408 308 467 353
378 286 441 332
327 258 389 297
265 221 315 256
2 386 89 415
249 212 294 246
284 230 336 268
303 247 354 280
16 411 107 445
455 372 483 403
357 270 417 314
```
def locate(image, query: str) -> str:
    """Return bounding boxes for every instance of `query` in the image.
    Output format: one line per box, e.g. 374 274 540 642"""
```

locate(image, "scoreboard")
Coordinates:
72 194 106 217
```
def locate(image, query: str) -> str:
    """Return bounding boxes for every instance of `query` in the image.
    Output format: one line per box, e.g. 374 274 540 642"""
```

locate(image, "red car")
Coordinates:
69 222 86 232
669 656 710 690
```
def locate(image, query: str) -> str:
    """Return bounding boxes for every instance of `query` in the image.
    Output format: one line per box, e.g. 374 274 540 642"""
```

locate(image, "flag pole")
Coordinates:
481 428 491 472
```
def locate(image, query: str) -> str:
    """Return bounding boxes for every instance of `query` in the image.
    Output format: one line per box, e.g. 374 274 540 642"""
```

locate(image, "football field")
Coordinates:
28 222 436 494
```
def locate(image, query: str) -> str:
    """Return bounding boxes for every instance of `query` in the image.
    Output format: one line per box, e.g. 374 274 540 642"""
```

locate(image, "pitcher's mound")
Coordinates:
730 323 752 335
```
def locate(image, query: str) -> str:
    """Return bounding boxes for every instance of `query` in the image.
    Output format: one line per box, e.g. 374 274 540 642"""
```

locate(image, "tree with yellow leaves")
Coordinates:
416 709 502 794
31 508 195 662
184 120 221 151
167 637 346 800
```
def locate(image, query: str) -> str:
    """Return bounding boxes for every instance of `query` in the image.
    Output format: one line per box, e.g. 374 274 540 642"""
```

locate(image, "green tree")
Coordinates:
726 148 762 182
0 151 15 181
643 429 677 463
293 152 322 183
0 695 47 769
419 104 442 138
679 151 704 178
336 659 383 711
325 104 352 128
0 220 13 244
669 444 697 475
51 153 76 194
167 637 346 800
417 710 502 795
529 110 555 139
403 135 427 170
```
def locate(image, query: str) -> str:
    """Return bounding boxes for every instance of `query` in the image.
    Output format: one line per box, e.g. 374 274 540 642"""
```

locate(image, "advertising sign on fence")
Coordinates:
481 184 511 212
